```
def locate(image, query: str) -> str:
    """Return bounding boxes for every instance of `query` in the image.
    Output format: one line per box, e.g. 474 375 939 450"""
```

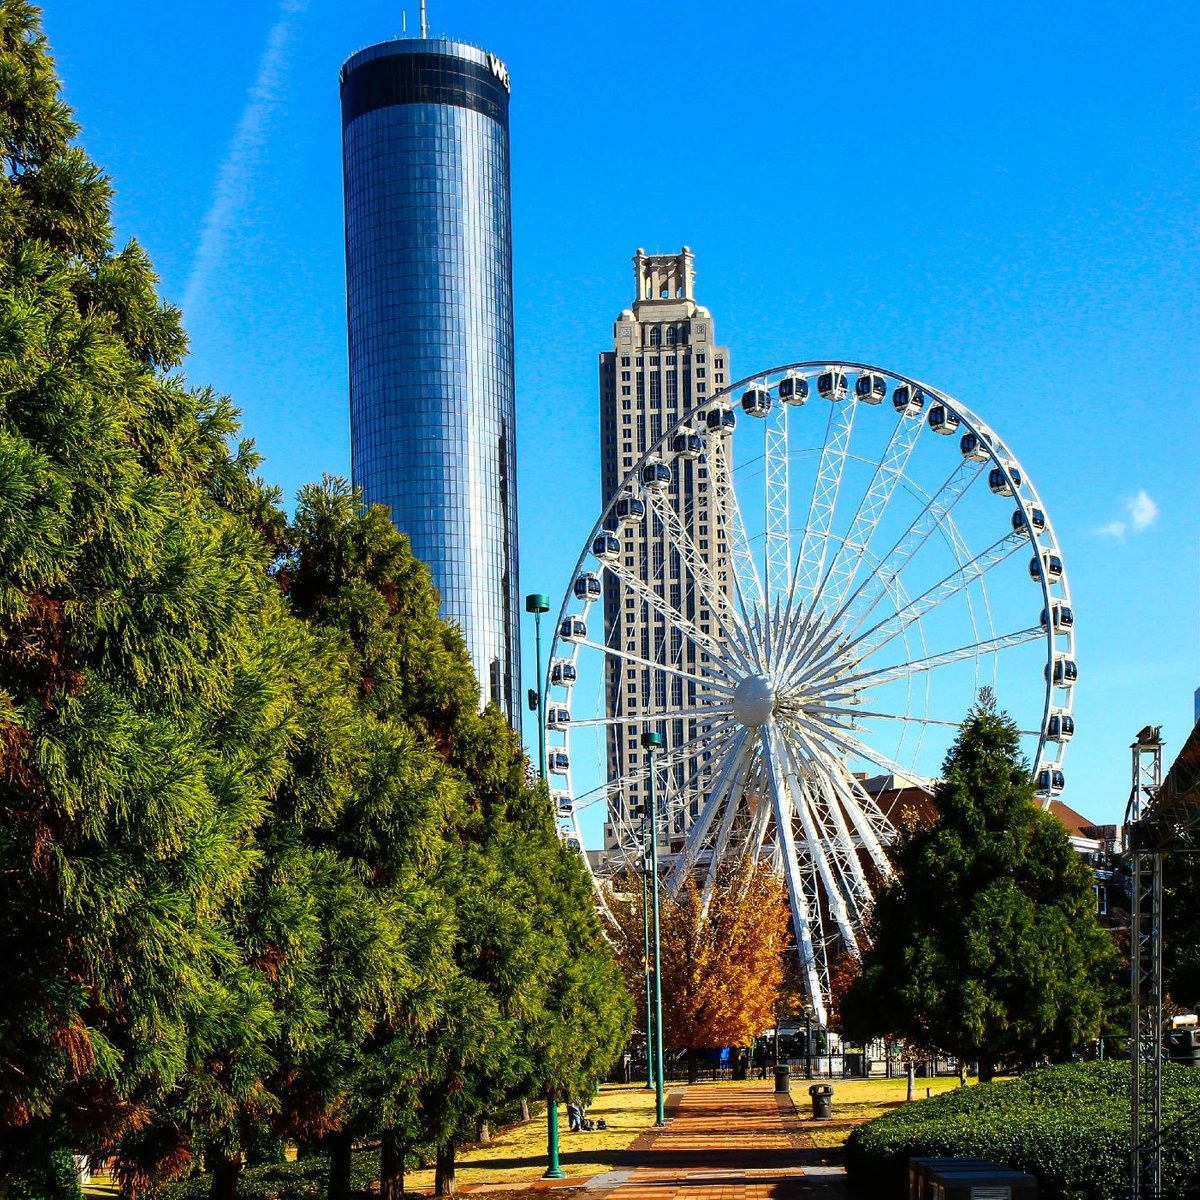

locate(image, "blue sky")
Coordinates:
45 0 1200 825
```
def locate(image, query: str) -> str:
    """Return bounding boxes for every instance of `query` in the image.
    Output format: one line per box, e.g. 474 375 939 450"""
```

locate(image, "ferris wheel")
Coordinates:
543 362 1076 1026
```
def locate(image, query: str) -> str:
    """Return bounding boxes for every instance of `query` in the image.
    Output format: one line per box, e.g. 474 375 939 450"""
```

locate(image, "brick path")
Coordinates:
588 1082 849 1200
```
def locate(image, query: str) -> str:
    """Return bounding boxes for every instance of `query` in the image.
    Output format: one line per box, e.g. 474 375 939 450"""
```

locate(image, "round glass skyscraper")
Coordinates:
341 38 520 724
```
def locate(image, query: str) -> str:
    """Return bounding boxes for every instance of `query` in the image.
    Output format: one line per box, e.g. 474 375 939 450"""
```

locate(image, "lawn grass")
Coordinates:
794 1076 992 1150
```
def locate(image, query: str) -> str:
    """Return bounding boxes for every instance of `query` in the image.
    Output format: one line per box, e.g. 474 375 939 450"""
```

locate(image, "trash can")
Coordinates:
808 1083 833 1119
773 1064 790 1093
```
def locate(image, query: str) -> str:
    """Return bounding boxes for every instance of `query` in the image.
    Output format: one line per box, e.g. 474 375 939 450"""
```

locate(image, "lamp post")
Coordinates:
643 730 666 1126
525 594 550 781
525 593 563 1180
640 814 655 1091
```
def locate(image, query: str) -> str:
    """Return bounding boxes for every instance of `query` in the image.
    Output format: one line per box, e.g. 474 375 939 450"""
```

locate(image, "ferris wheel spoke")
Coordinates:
570 720 740 810
762 722 828 1028
790 392 858 611
808 406 926 622
764 396 791 605
699 741 762 913
798 531 1026 689
582 637 738 697
566 705 727 729
644 488 757 672
785 725 896 880
818 624 1045 697
782 728 880 910
600 555 736 669
776 732 864 951
668 726 751 892
708 433 766 630
834 458 986 637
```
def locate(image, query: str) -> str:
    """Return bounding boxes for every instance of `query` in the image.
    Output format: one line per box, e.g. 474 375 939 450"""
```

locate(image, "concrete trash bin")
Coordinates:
773 1064 790 1093
808 1083 833 1119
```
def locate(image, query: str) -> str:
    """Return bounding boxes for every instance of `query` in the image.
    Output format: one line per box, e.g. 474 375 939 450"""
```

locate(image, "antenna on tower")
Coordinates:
402 10 407 34
420 0 427 37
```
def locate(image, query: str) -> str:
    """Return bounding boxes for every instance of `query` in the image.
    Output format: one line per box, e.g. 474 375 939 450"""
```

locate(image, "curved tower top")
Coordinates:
341 36 520 725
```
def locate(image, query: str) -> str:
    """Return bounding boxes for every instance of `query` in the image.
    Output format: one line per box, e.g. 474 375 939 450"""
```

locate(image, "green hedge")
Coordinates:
155 1154 382 1200
845 1062 1200 1200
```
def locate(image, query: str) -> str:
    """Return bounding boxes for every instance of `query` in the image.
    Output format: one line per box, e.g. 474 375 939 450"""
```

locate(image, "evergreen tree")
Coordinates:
841 691 1122 1080
0 1 296 1189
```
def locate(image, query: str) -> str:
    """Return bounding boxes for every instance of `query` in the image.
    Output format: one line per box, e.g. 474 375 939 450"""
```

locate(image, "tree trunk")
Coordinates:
380 1131 405 1200
435 1141 456 1196
326 1131 353 1200
906 1064 915 1101
520 1099 530 1122
978 1058 995 1083
475 1116 490 1144
209 1152 242 1200
687 1047 698 1084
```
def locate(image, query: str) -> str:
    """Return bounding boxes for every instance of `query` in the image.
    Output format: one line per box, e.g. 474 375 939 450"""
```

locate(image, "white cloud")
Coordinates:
1128 490 1159 532
1093 490 1159 539
182 0 309 318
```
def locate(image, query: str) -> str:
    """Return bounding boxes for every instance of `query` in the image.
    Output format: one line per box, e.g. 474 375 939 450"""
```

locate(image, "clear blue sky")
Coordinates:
45 0 1200 825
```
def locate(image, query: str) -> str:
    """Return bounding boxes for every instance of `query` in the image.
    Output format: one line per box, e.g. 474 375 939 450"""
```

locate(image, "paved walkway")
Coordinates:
587 1082 849 1200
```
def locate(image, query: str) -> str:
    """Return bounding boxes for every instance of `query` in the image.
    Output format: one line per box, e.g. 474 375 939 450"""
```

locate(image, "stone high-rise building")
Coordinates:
598 248 732 855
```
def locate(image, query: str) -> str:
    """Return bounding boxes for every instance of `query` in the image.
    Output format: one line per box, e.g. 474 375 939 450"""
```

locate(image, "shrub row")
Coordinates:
845 1061 1200 1200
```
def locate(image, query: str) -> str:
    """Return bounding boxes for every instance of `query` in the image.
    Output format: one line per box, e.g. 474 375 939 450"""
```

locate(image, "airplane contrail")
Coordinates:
183 0 310 319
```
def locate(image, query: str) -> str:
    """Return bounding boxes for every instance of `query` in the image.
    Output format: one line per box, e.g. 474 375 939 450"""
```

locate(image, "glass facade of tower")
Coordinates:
341 39 520 724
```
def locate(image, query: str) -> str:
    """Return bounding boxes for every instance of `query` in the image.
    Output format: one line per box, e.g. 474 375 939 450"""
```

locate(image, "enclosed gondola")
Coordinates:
549 659 577 686
1011 507 1046 535
1046 713 1075 742
892 384 925 416
960 431 990 461
778 373 809 405
672 431 704 459
1040 604 1074 631
817 369 848 401
592 532 621 561
741 385 772 417
706 407 737 433
1047 657 1078 687
1036 767 1066 795
855 372 887 404
546 706 571 729
573 573 602 601
559 615 587 641
928 405 960 435
614 493 646 525
547 749 570 774
642 460 672 491
988 465 1022 496
1029 552 1064 583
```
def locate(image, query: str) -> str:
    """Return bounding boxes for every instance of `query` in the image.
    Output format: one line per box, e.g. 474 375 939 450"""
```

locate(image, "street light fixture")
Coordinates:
525 593 563 1180
642 729 666 1126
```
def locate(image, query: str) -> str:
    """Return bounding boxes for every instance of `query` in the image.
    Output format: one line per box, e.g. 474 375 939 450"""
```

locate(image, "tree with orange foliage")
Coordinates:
606 858 791 1081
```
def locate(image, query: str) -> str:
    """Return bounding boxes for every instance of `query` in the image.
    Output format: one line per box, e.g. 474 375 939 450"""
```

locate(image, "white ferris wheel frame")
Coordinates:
541 361 1076 1026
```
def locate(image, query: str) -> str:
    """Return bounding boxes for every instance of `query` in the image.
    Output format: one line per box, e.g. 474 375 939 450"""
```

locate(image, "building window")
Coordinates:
621 371 631 381
621 386 631 396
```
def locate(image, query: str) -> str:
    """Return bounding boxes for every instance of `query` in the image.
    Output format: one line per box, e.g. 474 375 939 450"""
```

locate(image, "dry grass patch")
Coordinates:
403 1084 660 1189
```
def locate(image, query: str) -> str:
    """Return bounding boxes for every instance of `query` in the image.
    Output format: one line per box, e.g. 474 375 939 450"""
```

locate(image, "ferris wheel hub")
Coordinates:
732 674 776 728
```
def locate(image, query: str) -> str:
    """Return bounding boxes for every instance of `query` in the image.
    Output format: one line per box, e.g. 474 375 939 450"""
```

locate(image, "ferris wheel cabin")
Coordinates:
546 706 571 729
574 573 602 601
559 615 587 641
550 659 577 686
741 385 772 417
893 384 925 416
1046 713 1075 741
779 373 809 404
706 407 737 433
960 431 991 461
855 372 887 404
1011 507 1047 535
672 431 704 459
592 532 621 561
1040 604 1074 631
817 369 848 401
614 494 646 525
988 466 1022 496
1048 657 1078 687
928 405 960 435
1029 552 1064 583
1036 767 1066 796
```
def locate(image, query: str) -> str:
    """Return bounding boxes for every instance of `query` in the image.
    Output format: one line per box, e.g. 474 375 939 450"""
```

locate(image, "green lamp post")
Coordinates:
525 593 563 1180
643 729 667 1126
640 814 655 1091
